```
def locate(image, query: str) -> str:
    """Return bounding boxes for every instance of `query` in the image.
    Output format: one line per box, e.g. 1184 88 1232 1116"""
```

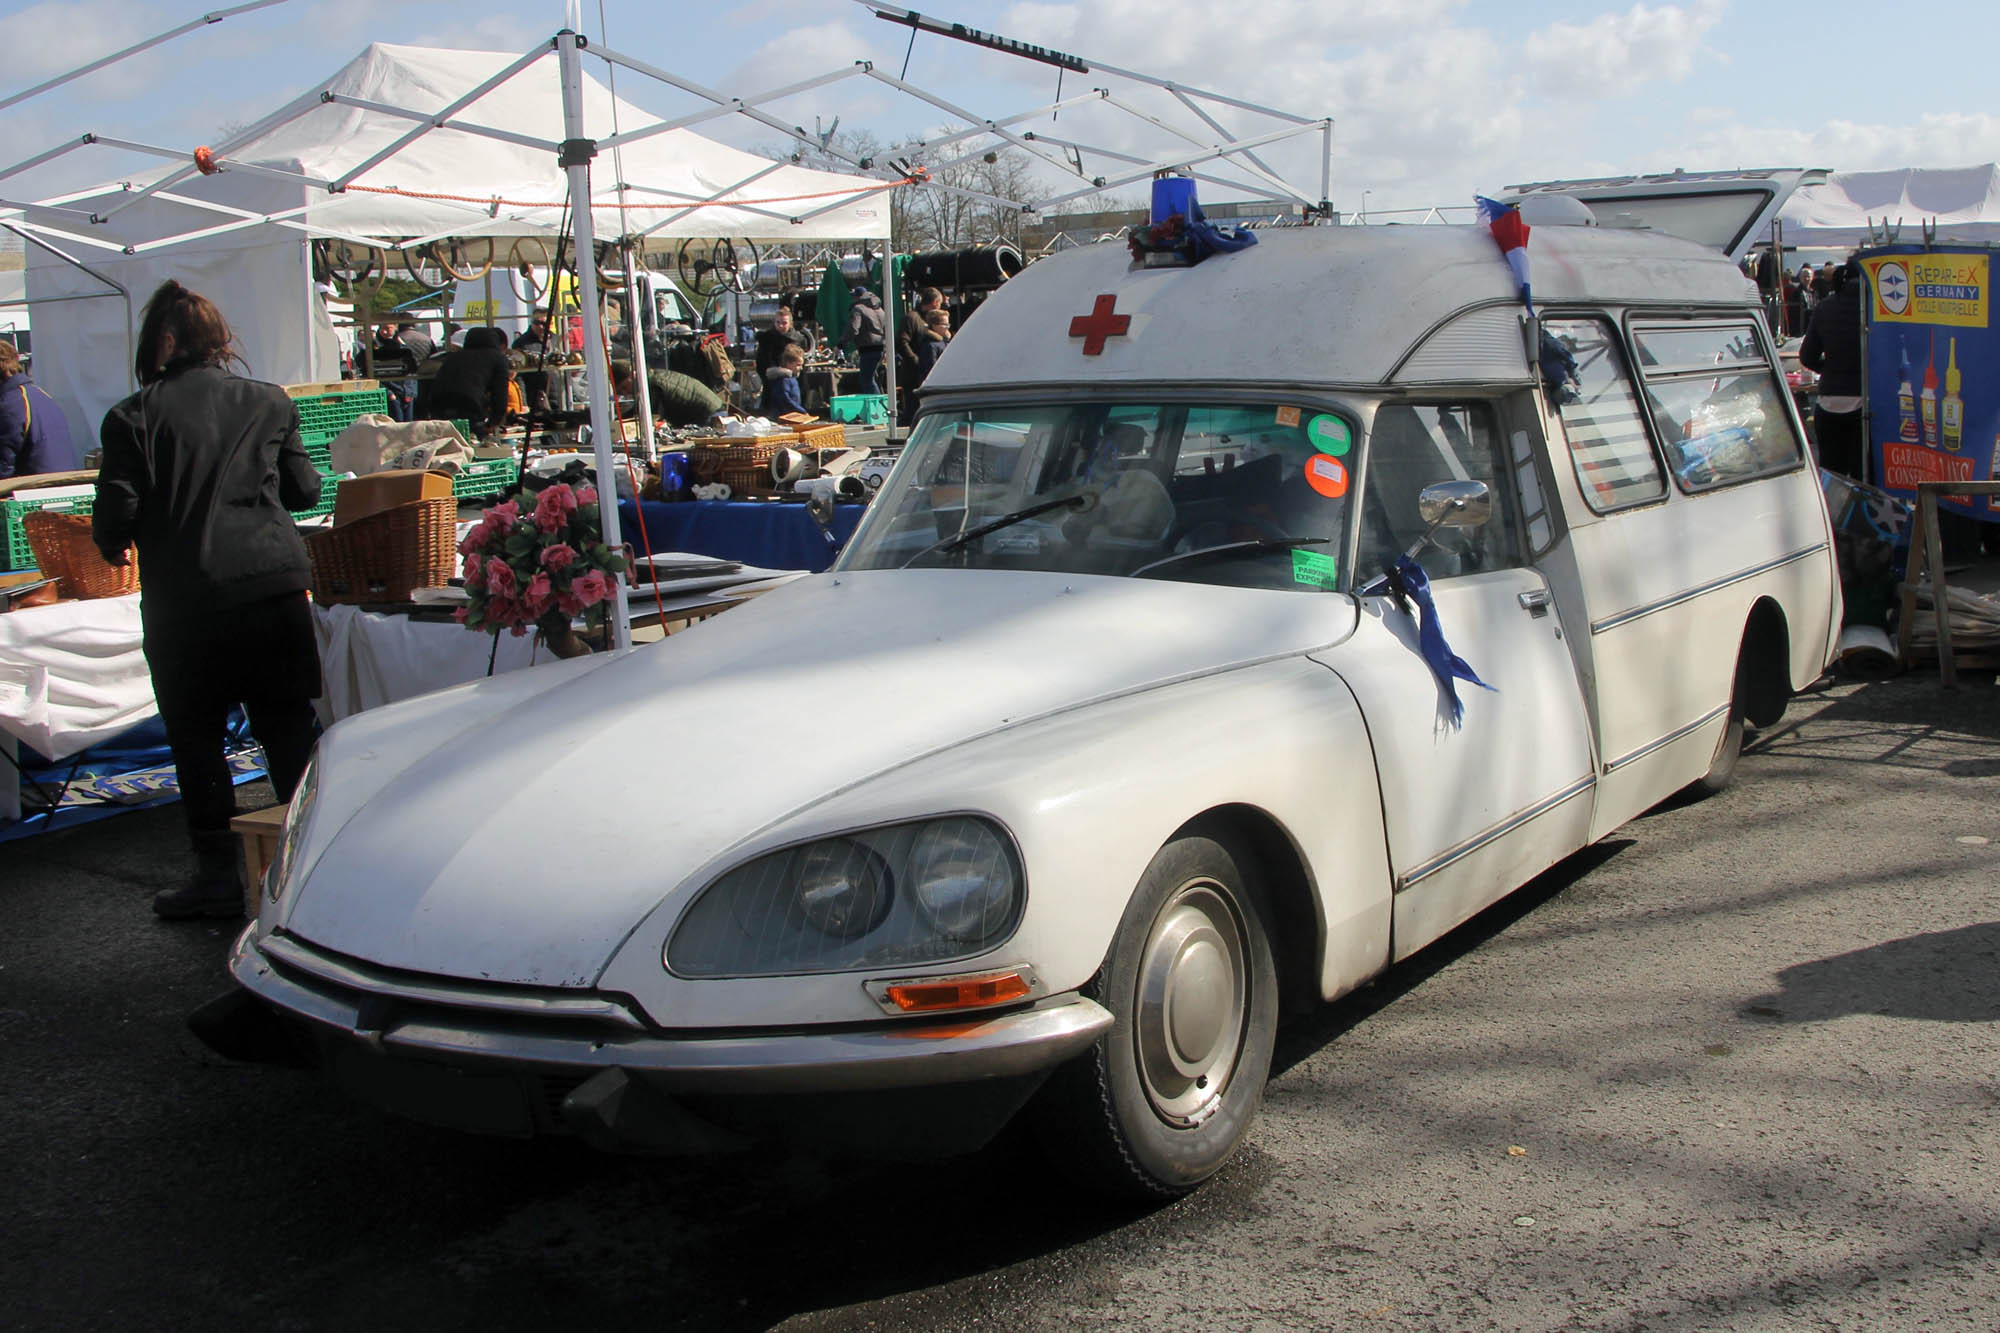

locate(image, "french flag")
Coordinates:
1476 195 1532 308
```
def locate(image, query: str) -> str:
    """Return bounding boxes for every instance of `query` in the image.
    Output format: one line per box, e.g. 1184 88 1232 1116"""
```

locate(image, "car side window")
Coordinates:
1358 401 1521 582
1544 317 1668 513
1630 320 1803 491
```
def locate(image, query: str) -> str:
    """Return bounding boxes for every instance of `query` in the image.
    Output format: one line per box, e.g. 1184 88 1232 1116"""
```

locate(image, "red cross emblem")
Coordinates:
1068 294 1130 356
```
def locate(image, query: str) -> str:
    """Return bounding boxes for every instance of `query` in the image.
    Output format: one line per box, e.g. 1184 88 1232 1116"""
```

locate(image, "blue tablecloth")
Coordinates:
619 500 866 573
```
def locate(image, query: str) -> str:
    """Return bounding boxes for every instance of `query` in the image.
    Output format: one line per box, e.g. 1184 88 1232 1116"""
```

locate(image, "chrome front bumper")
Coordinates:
228 926 1112 1096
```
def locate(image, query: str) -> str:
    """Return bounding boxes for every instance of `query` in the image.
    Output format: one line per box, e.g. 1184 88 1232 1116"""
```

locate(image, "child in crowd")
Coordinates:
760 345 807 418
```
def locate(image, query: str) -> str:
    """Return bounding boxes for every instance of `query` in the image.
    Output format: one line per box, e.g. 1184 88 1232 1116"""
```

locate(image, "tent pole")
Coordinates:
622 241 656 461
557 27 631 652
882 236 899 442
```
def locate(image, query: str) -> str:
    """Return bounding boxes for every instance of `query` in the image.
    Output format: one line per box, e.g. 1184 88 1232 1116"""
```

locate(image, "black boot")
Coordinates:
153 830 244 920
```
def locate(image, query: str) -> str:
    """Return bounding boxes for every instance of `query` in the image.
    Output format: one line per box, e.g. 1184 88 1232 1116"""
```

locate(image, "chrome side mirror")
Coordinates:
1417 479 1493 529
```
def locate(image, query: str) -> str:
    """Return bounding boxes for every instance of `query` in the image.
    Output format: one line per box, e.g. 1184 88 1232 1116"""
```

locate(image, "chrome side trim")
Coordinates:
231 929 1112 1093
1398 775 1596 892
1603 703 1729 774
1589 543 1828 635
259 932 647 1030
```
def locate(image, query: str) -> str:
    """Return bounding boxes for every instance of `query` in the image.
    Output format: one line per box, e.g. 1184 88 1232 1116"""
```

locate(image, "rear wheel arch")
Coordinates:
1740 598 1792 728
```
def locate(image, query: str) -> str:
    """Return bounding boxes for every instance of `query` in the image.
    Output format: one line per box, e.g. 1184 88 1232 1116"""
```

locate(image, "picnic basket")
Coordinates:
304 495 456 605
21 511 140 599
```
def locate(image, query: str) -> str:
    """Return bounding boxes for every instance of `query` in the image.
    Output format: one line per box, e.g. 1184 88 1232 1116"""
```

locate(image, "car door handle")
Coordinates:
1518 588 1552 616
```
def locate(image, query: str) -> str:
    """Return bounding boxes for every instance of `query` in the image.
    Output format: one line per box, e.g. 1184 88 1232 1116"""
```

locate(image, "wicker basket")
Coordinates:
305 495 456 605
21 511 140 599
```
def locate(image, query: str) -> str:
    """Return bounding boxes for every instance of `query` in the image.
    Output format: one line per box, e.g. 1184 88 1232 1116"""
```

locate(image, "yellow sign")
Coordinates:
1864 253 1989 328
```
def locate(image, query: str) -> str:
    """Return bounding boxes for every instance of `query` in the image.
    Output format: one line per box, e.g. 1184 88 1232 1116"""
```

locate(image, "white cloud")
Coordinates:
1676 113 2000 174
1524 0 1727 97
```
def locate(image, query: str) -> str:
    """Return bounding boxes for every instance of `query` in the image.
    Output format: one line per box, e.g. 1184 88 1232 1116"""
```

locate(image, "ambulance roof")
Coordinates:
924 223 1757 396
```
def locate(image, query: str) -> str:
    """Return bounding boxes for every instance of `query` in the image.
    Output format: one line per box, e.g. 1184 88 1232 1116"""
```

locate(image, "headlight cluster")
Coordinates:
265 757 319 904
666 817 1024 978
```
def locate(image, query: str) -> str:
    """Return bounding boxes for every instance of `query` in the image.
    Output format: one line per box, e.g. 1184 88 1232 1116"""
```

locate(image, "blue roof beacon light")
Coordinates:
1128 173 1259 269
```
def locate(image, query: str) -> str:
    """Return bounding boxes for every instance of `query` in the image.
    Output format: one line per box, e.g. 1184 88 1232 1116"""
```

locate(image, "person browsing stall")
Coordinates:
419 327 511 434
92 281 323 920
759 345 807 418
848 287 887 391
755 305 811 377
0 339 78 477
1798 259 1865 481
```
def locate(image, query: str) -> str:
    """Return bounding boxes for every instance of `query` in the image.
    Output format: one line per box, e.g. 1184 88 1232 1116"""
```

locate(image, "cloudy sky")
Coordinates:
4 0 1997 220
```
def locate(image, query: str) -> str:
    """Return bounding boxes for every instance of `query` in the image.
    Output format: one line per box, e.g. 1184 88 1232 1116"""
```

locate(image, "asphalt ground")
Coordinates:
2 666 1997 1332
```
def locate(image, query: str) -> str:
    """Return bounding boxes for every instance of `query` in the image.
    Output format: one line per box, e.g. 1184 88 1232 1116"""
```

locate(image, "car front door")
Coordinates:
1318 399 1597 959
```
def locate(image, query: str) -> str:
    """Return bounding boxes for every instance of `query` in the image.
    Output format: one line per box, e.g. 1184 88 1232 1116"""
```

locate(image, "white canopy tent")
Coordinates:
1775 164 2000 249
4 8 1335 649
9 41 896 440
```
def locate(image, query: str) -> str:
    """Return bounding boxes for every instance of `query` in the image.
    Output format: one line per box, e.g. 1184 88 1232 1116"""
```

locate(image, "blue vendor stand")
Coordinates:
619 500 867 573
1860 243 2000 525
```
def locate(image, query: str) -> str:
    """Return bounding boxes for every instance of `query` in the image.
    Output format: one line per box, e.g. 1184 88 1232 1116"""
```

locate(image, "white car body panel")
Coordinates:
278 570 1361 991
1313 572 1597 960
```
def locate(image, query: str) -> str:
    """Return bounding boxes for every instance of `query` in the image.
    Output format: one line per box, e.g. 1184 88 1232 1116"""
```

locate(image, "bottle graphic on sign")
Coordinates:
1897 348 1918 442
1920 334 1939 448
1941 338 1963 451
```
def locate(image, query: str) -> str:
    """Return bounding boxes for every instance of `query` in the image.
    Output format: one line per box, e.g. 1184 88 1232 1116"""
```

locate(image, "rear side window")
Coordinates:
1544 318 1666 513
1630 321 1802 491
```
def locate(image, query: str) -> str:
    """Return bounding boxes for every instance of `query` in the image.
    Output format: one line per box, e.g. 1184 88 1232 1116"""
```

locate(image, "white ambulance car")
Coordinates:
216 173 1840 1198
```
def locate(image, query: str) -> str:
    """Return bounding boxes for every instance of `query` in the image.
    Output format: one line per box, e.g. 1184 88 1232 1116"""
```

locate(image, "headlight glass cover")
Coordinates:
266 756 319 903
666 817 1023 978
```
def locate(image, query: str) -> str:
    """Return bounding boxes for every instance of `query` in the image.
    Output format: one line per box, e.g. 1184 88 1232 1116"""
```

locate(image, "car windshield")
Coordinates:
837 401 1359 591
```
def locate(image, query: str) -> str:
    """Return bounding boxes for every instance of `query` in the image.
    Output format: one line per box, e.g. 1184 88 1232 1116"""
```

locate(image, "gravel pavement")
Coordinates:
2 670 1996 1332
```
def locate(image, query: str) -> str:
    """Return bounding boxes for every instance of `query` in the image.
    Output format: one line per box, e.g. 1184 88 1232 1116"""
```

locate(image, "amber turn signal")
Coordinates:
884 971 1032 1013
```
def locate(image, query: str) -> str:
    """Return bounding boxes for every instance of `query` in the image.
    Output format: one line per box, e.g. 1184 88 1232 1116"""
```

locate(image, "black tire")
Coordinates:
1032 833 1279 1200
1686 648 1752 798
1689 707 1744 797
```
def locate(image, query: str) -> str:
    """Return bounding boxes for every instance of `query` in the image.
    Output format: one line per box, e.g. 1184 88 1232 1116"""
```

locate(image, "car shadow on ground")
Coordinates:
1740 921 2000 1025
1269 837 1633 1080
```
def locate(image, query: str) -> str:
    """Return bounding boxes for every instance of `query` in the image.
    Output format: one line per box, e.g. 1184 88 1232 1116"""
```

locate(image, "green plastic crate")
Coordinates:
453 457 520 500
829 393 889 425
3 489 95 571
294 387 389 440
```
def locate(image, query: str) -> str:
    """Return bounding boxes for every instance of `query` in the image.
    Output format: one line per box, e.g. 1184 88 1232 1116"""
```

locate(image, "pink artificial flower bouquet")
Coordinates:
455 483 627 641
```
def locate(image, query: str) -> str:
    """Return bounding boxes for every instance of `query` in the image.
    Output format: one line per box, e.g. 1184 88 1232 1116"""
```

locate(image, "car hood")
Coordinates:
281 569 1357 987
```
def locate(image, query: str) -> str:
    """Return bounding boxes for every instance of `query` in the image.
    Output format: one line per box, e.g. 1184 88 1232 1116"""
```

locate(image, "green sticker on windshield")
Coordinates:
1292 548 1339 589
1306 413 1351 457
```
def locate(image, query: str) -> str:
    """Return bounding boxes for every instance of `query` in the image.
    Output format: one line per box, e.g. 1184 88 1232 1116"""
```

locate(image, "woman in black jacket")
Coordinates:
94 281 324 919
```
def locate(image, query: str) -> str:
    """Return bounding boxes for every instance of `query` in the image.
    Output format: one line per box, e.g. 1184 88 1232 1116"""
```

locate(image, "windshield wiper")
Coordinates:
901 492 1098 568
1131 537 1330 580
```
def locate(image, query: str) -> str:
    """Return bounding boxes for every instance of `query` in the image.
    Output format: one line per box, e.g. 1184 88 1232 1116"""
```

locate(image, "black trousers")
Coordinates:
142 590 322 836
1813 407 1866 484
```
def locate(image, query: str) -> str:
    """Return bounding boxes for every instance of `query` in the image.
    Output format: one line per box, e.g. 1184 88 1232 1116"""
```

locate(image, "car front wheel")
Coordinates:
1033 832 1279 1199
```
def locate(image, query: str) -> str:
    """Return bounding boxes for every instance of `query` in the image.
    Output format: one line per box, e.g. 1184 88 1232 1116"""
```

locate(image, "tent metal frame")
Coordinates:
3 5 1335 653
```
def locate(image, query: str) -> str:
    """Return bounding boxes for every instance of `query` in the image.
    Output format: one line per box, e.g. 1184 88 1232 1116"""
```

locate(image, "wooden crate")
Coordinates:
231 804 289 915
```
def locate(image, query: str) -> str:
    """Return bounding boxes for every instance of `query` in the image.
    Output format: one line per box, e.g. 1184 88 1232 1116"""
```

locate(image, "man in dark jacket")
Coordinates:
1798 261 1864 481
420 327 512 432
0 339 78 477
848 288 887 392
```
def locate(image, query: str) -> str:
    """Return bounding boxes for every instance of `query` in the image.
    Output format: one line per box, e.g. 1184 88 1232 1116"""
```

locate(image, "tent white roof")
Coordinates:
21 42 893 252
1775 163 2000 249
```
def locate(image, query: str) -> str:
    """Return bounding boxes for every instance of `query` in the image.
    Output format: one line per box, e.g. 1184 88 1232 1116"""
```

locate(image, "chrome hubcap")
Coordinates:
1134 880 1248 1126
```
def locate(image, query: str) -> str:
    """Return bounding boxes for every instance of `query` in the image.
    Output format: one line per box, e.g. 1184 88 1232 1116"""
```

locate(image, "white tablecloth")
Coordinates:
0 597 546 821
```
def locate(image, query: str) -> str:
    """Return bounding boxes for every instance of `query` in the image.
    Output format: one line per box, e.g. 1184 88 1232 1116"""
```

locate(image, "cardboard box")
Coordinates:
331 468 454 528
231 804 290 916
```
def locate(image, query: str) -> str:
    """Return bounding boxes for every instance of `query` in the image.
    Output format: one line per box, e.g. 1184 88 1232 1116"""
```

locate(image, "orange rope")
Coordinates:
344 171 926 212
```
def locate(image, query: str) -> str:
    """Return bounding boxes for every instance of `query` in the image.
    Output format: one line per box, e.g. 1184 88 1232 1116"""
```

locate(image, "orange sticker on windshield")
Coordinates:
1275 406 1301 427
1304 453 1349 498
